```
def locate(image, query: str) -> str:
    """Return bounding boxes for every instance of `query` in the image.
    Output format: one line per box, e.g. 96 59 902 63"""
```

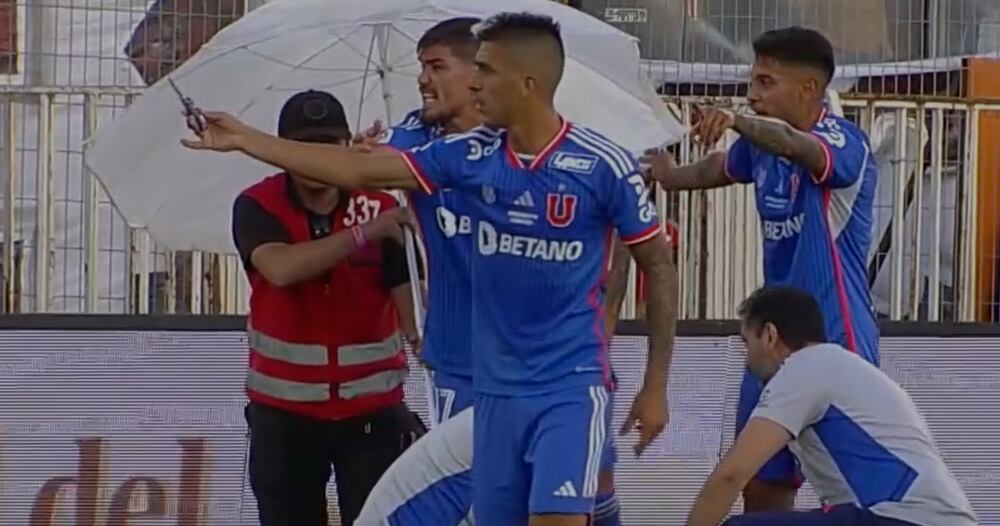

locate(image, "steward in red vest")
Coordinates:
231 90 425 526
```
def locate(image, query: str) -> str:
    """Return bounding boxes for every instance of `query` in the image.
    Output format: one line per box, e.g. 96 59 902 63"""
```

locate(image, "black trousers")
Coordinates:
246 401 426 526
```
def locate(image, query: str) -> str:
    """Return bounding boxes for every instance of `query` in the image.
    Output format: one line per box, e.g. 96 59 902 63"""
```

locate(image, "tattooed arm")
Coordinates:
691 105 828 177
730 113 827 176
642 150 732 191
604 235 632 336
619 231 679 456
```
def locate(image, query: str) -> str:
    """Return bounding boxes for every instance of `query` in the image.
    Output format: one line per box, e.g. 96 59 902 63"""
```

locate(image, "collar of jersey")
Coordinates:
504 117 570 172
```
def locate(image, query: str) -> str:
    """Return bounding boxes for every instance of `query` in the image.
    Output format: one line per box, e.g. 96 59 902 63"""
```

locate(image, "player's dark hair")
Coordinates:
474 12 565 96
738 286 827 350
474 12 565 63
417 17 481 62
752 26 836 86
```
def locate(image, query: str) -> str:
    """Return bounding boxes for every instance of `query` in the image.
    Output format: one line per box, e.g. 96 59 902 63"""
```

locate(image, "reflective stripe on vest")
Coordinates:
247 324 328 366
337 332 402 366
248 325 401 368
339 369 405 399
246 368 406 402
246 369 329 402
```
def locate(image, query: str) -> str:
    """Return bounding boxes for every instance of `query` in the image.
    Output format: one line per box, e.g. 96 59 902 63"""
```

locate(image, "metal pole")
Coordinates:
34 93 53 312
82 92 100 312
928 109 944 321
136 230 150 314
889 108 908 319
908 106 927 319
927 0 942 59
2 98 18 312
376 22 426 338
957 108 980 321
190 251 203 314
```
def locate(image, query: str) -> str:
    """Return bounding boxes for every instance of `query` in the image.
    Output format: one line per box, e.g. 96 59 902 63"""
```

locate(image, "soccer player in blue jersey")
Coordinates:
354 256 634 526
374 17 484 426
357 16 628 525
183 12 677 526
644 27 879 512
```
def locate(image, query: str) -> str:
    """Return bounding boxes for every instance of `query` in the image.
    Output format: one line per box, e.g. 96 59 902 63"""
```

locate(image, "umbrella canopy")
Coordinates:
86 0 685 253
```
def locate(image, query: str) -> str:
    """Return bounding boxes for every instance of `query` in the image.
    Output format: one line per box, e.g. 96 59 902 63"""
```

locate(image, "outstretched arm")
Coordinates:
242 132 420 191
182 111 421 191
643 150 732 191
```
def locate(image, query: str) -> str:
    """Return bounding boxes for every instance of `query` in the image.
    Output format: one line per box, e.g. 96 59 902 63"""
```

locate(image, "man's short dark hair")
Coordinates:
417 17 481 62
738 286 827 350
474 12 564 62
752 27 836 86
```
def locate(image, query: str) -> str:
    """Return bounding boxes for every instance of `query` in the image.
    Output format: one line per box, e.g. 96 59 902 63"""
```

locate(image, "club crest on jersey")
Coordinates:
549 152 598 174
788 173 800 199
482 185 496 204
546 192 578 228
754 166 767 189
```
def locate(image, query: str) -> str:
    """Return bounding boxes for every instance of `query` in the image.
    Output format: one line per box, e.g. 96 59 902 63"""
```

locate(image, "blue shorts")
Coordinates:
473 385 611 524
724 504 919 526
736 368 803 486
430 371 475 424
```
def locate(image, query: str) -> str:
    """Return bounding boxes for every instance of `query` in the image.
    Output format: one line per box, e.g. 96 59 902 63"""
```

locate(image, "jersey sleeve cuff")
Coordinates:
620 223 661 245
809 133 834 184
749 413 803 440
398 150 436 195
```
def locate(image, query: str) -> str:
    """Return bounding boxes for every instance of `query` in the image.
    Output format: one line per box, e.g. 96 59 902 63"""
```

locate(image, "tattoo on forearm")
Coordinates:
733 114 801 158
663 152 727 190
645 259 678 381
603 236 632 336
631 239 678 384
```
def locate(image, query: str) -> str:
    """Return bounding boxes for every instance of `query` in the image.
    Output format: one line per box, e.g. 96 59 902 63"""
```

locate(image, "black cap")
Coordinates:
278 90 351 141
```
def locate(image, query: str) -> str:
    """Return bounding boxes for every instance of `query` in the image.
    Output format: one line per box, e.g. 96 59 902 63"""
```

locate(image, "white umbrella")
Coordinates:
84 0 684 254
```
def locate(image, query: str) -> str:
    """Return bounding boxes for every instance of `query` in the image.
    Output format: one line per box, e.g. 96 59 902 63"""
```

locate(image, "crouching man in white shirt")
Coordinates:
686 285 978 526
355 406 474 525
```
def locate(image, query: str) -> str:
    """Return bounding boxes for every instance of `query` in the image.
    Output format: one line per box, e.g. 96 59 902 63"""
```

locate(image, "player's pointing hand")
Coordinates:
351 120 385 153
691 104 736 148
180 111 256 152
621 383 669 457
639 147 677 185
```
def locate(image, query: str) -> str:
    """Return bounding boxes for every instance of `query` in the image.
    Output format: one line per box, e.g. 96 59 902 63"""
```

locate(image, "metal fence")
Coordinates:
1 86 997 322
0 0 999 321
628 96 1000 323
574 0 1000 62
0 87 248 315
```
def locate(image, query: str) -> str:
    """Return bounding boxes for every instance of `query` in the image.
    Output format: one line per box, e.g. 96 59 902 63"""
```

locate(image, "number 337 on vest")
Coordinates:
344 195 382 227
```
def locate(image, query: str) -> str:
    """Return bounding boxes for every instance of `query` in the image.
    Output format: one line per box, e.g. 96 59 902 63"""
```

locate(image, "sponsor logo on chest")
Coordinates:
549 152 599 174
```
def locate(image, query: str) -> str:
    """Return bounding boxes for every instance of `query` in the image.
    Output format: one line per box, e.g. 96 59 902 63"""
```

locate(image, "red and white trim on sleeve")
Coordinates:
399 151 436 194
809 132 834 184
621 223 661 245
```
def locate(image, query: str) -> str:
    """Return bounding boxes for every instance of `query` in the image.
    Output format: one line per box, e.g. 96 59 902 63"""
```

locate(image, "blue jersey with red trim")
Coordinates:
380 110 474 379
726 110 879 364
401 121 660 395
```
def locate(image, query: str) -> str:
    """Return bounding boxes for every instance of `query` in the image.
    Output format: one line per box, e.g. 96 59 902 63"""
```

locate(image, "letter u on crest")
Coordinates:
545 194 577 228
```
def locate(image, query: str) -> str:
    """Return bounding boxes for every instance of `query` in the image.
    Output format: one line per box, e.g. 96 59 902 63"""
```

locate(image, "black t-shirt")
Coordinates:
231 194 413 290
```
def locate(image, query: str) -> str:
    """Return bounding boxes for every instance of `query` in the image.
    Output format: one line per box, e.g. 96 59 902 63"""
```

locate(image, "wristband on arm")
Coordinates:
350 225 367 248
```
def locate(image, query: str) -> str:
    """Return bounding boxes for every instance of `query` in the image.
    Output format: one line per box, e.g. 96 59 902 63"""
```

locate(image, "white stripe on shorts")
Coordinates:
584 385 609 498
